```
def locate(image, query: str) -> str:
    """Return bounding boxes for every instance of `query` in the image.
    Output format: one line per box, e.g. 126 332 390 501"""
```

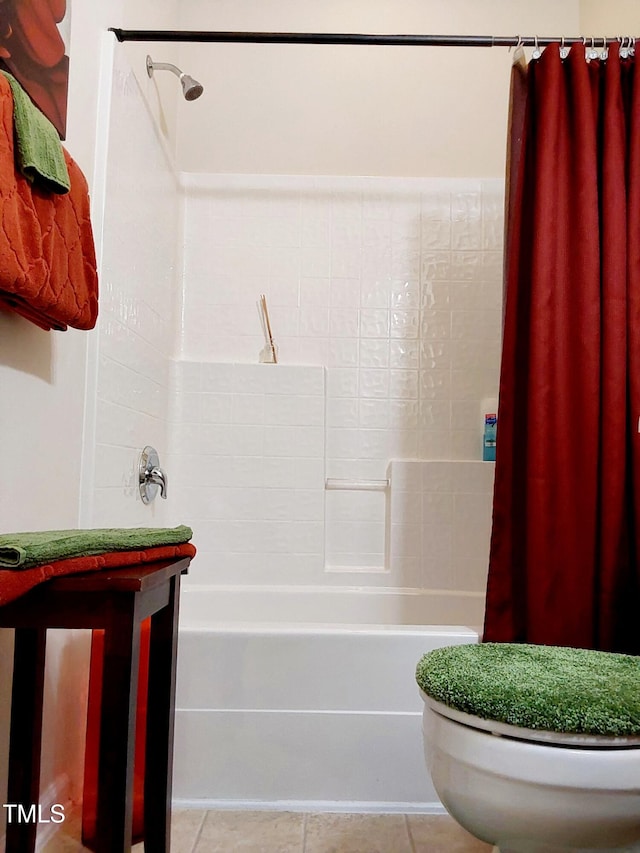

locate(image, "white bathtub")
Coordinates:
172 585 482 813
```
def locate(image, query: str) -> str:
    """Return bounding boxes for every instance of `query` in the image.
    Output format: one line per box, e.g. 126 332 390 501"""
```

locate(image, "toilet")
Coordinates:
416 643 640 853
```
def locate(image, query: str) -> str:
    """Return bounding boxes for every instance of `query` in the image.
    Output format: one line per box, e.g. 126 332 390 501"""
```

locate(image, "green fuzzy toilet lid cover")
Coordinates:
415 642 640 737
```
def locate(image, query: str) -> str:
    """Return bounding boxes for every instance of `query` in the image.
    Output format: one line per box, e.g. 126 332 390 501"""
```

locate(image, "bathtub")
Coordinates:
172 585 482 813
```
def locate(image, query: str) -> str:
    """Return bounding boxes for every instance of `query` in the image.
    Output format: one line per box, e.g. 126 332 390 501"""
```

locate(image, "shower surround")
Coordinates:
90 53 503 811
169 174 503 595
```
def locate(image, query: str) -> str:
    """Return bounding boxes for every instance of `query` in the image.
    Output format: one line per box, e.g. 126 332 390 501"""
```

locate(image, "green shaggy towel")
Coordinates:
1 71 70 194
0 526 193 569
416 642 640 737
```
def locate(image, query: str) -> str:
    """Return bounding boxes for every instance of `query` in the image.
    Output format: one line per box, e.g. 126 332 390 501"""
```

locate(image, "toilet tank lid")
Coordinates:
416 643 640 738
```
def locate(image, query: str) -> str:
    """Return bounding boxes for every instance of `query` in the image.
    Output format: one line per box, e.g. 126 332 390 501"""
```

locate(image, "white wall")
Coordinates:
0 0 124 821
129 0 640 178
579 1 640 33
173 0 581 176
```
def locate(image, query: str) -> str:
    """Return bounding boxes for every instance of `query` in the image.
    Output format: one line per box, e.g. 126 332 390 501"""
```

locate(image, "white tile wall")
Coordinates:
167 363 326 586
170 174 503 590
179 175 502 457
389 460 495 592
90 51 180 526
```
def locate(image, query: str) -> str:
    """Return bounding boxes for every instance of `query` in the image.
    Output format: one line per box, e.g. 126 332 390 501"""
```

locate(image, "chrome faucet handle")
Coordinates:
148 465 168 499
139 446 168 504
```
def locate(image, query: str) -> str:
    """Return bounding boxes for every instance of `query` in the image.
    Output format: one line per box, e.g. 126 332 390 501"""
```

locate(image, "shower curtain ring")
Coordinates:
588 36 598 61
601 36 609 60
620 36 629 59
532 35 541 60
631 37 636 57
560 36 569 60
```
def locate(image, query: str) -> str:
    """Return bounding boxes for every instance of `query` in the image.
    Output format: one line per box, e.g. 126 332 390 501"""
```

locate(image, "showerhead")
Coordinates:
179 73 204 101
146 55 204 101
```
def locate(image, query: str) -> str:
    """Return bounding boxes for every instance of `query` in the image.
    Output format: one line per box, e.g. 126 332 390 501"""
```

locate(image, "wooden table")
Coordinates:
0 556 191 853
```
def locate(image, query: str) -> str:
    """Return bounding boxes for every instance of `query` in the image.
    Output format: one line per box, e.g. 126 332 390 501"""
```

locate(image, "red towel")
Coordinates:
0 542 197 607
0 73 98 330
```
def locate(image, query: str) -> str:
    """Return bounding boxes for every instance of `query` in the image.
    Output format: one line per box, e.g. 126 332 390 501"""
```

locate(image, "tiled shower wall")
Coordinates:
170 175 502 592
179 175 502 458
89 50 180 527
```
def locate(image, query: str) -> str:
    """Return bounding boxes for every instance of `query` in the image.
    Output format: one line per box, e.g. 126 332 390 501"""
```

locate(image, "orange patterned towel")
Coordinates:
0 73 98 330
0 543 196 607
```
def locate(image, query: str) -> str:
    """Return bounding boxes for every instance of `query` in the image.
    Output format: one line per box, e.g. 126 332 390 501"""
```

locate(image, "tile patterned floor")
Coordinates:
41 809 493 852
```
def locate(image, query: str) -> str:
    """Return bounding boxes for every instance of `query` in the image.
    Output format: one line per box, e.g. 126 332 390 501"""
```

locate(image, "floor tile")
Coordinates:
195 810 304 852
171 809 207 853
303 813 412 853
38 810 85 853
38 808 205 853
407 814 493 853
37 807 493 853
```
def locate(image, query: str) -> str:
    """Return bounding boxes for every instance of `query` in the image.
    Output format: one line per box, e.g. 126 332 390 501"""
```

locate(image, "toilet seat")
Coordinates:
421 691 640 749
416 642 640 744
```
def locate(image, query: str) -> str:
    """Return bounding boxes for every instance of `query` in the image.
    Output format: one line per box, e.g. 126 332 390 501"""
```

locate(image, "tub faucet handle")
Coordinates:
139 446 168 503
148 465 168 499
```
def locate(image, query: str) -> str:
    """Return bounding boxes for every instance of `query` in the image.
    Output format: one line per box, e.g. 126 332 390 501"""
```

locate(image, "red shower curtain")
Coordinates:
484 42 640 653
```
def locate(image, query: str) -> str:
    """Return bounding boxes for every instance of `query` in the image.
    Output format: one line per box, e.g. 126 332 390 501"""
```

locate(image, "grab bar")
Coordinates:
325 478 389 492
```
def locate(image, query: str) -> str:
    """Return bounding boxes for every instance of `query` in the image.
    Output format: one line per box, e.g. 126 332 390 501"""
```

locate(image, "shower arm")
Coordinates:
147 58 182 76
146 56 183 80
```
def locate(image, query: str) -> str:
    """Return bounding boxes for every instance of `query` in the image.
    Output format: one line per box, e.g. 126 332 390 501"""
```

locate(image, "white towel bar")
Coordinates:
325 478 389 492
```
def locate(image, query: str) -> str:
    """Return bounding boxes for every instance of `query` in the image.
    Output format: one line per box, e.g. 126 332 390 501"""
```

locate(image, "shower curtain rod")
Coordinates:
108 29 623 48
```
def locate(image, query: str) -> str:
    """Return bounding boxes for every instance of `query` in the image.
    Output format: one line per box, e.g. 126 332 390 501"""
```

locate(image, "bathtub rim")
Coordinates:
178 583 485 633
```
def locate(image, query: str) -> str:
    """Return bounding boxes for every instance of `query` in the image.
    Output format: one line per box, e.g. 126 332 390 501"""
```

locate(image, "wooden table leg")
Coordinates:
143 574 181 851
95 597 141 853
6 627 47 853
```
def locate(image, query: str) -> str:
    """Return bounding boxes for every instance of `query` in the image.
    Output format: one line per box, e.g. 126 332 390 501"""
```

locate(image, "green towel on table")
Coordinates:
0 526 193 569
1 71 70 194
